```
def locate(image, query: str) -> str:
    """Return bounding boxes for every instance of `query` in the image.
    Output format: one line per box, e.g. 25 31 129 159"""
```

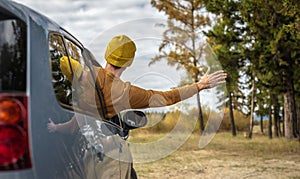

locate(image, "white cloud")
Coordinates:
13 0 167 45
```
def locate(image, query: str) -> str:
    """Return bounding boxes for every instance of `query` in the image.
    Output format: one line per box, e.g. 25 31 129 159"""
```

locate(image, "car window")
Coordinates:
49 34 73 108
0 18 26 92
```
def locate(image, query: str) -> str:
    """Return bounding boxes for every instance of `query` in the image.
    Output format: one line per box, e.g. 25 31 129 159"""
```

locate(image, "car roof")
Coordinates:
1 0 85 48
0 0 63 33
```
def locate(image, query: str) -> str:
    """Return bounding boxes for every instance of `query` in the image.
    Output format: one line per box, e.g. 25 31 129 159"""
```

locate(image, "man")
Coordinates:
48 34 227 133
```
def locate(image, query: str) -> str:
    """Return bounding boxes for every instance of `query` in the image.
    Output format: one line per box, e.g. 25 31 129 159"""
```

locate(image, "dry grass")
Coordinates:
129 132 300 179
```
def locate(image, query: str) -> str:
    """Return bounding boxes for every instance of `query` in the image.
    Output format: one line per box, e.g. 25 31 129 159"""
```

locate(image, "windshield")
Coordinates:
0 18 27 92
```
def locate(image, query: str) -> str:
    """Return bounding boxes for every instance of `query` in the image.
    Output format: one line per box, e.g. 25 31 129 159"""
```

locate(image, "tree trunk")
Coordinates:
248 80 255 139
196 93 204 134
268 100 273 139
297 101 300 139
228 91 236 136
282 108 285 137
273 94 279 137
283 83 297 139
278 106 282 137
260 115 264 134
284 93 293 139
278 117 282 137
283 67 297 139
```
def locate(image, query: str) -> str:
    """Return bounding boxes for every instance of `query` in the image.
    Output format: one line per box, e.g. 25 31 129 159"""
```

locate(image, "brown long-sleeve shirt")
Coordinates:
94 67 199 118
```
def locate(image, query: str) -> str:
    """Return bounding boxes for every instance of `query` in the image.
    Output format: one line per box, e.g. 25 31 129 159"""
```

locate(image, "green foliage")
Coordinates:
204 0 246 115
240 0 300 92
150 0 300 138
203 0 300 138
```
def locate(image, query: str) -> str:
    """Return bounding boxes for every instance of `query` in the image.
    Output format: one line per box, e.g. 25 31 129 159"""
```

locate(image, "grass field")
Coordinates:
128 132 300 179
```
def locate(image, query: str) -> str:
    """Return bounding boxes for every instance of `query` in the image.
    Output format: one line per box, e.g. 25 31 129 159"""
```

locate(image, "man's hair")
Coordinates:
110 64 122 70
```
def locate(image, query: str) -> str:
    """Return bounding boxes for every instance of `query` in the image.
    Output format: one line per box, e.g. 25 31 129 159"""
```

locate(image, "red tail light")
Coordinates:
0 94 31 170
0 98 24 124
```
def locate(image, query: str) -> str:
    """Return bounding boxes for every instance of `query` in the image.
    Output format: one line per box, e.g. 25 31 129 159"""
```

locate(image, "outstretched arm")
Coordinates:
128 69 227 109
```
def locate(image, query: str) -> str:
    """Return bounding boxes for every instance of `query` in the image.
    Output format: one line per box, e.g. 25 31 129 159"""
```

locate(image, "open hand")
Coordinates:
197 68 227 90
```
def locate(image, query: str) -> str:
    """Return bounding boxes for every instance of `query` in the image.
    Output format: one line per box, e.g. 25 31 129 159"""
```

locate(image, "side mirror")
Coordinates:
122 110 147 129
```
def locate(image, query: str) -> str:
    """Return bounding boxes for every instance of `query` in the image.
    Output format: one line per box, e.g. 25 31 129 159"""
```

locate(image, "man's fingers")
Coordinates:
216 80 226 85
209 70 225 77
208 74 227 82
210 77 227 84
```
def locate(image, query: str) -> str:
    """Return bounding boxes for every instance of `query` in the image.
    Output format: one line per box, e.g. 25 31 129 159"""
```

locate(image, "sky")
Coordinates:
12 0 184 85
13 0 221 111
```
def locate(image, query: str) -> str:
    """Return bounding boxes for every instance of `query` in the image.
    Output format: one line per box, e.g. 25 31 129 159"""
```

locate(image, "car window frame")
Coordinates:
48 31 110 121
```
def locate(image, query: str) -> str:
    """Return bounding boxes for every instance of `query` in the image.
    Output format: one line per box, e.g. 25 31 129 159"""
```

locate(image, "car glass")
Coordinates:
0 19 26 92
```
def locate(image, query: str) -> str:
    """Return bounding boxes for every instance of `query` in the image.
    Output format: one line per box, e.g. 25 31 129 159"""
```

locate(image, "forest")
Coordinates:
148 0 300 140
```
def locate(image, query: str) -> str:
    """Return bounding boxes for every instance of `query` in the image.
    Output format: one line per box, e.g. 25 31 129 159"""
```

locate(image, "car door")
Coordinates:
48 32 94 178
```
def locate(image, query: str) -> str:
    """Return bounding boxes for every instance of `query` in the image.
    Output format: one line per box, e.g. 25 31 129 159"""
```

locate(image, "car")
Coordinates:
0 0 146 178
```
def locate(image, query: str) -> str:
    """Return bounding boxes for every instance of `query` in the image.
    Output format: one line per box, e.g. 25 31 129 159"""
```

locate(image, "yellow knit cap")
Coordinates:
60 56 83 82
105 35 136 67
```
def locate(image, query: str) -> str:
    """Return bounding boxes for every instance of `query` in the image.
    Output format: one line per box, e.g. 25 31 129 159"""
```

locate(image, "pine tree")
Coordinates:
204 0 246 136
240 0 300 139
150 0 212 134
